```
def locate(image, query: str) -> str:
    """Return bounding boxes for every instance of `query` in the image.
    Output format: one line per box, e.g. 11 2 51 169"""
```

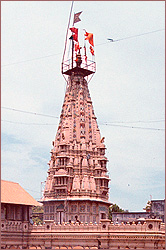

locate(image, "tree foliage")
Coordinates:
32 206 43 213
32 206 44 225
108 204 124 221
145 200 152 212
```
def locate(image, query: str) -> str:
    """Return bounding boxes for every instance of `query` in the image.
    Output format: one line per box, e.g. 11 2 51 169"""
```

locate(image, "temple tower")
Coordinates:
41 13 111 224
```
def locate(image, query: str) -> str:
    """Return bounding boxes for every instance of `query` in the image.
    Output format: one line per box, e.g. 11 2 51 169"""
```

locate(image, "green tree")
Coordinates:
32 206 44 225
32 205 44 213
144 200 151 212
108 204 124 221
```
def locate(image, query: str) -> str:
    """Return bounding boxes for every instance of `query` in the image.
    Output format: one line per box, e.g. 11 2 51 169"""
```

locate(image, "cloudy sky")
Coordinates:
1 1 165 212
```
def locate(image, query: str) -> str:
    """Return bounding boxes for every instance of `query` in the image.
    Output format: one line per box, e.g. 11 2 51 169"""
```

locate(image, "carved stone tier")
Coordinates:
41 69 111 224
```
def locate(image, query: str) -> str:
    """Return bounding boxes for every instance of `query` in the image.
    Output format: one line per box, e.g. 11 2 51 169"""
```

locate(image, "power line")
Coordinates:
1 119 58 126
100 123 165 131
101 119 165 124
108 28 165 42
1 52 62 67
2 106 164 125
1 29 164 67
1 119 164 131
2 107 59 119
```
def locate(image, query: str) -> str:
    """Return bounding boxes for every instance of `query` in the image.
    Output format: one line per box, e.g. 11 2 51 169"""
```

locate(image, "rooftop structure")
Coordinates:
112 211 151 224
1 180 40 206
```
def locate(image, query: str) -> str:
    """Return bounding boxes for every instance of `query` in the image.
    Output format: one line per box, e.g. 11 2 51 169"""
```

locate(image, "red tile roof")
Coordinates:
1 180 40 206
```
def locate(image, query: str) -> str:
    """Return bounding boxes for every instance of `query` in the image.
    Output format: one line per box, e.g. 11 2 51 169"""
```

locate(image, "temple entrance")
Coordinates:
57 211 64 224
101 213 106 219
57 204 64 224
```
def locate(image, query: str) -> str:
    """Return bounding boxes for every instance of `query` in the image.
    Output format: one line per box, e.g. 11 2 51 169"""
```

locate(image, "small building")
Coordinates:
151 199 165 222
112 211 151 224
1 180 40 224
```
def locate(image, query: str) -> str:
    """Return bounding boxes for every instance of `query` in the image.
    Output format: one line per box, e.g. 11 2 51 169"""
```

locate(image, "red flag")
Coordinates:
75 42 80 52
70 27 78 34
70 27 78 42
84 32 94 47
74 11 82 24
84 46 87 56
84 46 87 63
90 46 94 56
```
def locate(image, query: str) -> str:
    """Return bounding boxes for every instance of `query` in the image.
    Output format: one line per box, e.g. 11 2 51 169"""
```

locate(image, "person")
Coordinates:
75 215 81 225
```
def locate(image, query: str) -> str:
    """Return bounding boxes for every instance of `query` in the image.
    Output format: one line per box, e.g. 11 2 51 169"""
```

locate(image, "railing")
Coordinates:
2 220 165 233
62 58 96 74
1 220 29 232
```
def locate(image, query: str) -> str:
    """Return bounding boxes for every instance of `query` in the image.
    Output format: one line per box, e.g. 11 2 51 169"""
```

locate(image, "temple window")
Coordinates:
50 206 54 213
50 215 54 220
93 206 96 213
93 215 96 223
45 215 49 220
45 206 49 213
71 205 77 212
80 205 85 212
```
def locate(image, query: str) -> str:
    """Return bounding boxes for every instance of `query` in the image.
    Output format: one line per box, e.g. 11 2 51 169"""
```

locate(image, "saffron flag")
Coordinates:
90 46 94 56
84 32 94 47
75 42 80 52
74 11 82 24
70 27 78 42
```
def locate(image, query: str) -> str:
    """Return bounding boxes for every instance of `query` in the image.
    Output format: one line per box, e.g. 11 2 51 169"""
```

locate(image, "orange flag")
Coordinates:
90 46 94 56
75 42 80 52
84 32 94 47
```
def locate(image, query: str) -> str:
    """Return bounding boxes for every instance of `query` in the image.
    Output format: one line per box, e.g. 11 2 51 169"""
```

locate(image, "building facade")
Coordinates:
112 211 151 224
151 199 165 222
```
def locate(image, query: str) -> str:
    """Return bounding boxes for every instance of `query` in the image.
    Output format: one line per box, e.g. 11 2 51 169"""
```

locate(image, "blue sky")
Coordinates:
1 1 165 211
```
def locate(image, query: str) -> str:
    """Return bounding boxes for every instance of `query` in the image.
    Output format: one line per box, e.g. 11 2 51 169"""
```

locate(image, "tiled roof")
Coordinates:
1 180 40 206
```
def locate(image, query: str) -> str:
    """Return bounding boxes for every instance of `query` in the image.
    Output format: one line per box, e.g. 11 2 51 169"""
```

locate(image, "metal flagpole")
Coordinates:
62 1 74 67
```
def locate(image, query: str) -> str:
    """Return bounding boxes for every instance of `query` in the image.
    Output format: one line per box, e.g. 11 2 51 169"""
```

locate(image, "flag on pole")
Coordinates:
84 32 94 47
75 42 80 52
90 46 94 56
70 27 78 42
84 46 87 63
74 11 82 24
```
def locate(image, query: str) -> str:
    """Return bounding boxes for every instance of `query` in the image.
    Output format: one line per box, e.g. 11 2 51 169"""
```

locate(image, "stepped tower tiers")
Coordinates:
41 15 111 224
